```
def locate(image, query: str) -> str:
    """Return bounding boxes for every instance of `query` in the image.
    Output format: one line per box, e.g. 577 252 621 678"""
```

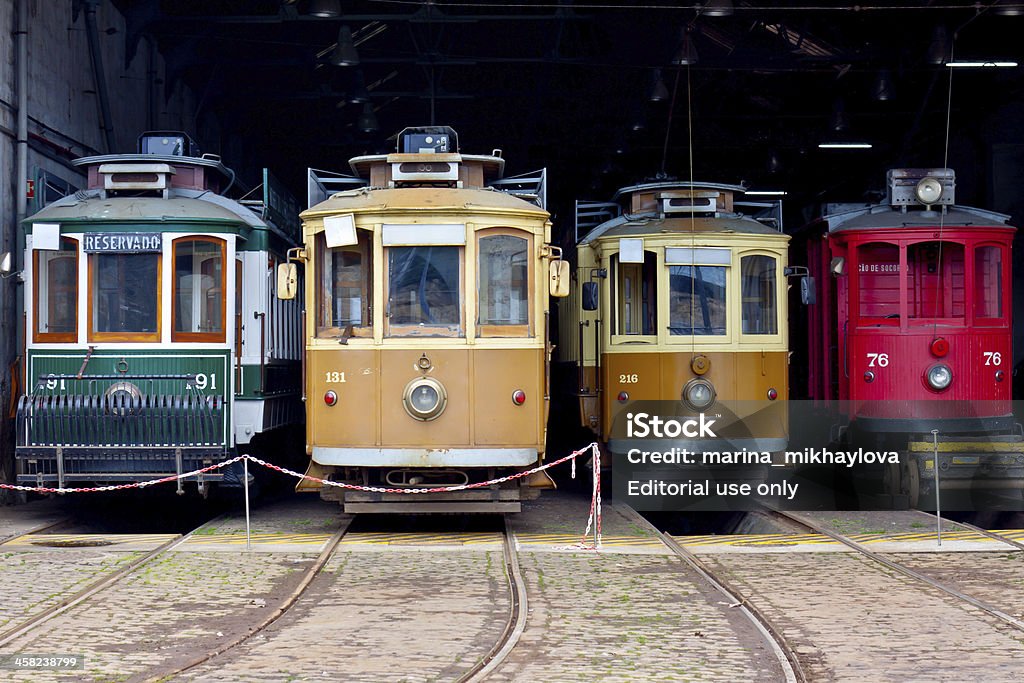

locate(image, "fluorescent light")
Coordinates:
818 142 873 149
745 190 787 196
945 61 1018 68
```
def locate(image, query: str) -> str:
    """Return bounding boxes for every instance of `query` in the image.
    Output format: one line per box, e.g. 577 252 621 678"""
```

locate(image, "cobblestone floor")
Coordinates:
701 551 1024 682
883 551 1024 619
182 550 508 682
0 552 308 682
0 550 139 631
487 552 782 682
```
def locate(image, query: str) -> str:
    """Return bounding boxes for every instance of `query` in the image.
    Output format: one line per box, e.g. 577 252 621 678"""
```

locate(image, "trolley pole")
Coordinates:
932 429 941 547
244 457 252 552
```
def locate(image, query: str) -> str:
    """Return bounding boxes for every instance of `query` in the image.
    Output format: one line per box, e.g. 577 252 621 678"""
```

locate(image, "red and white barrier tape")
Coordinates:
0 444 604 548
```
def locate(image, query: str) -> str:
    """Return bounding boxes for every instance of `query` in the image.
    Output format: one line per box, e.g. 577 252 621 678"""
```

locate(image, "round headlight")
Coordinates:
403 377 447 421
915 177 943 205
104 381 143 416
682 379 716 411
926 364 952 391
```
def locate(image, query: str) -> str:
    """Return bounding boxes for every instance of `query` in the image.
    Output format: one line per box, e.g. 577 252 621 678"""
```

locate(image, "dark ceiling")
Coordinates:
109 0 1024 232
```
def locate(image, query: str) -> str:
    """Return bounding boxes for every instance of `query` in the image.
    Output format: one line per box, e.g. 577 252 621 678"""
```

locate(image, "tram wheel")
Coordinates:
900 459 920 509
883 462 901 496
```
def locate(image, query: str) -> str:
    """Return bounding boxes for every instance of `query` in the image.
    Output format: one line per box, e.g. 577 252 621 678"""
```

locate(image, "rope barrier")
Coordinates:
0 443 605 549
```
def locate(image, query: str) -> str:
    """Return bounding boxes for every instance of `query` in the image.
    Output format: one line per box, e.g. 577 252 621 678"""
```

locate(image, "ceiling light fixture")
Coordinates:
671 28 698 66
745 190 787 196
330 26 359 66
818 142 873 149
309 0 341 18
945 61 1018 68
358 103 378 133
702 0 734 17
649 68 669 102
993 1 1024 16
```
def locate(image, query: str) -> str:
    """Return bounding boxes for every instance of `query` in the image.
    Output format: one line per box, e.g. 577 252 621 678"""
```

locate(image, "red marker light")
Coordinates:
512 390 527 406
996 370 1005 383
930 337 949 358
864 371 875 383
324 390 338 406
617 391 629 403
767 388 778 400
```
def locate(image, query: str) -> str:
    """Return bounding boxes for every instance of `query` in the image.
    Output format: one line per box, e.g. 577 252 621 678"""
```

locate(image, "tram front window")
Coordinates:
478 234 529 332
91 253 159 340
387 246 462 336
35 238 78 341
318 231 372 336
907 241 965 322
741 255 777 334
669 265 726 335
173 238 224 340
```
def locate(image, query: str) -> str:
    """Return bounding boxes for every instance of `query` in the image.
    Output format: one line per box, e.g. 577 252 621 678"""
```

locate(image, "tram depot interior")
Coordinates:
4 0 1024 485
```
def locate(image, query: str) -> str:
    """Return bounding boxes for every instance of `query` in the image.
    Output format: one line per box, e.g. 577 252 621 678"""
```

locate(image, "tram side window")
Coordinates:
318 231 372 336
856 242 900 323
173 238 225 341
90 253 160 340
478 233 530 335
740 255 777 334
974 245 1003 319
35 238 78 341
668 265 726 336
613 252 657 336
387 246 462 336
907 241 965 321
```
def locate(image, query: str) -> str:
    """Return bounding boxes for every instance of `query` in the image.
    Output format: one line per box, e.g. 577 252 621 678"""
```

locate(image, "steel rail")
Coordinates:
0 514 227 647
0 517 68 545
617 504 805 683
459 515 529 682
772 509 1024 633
142 517 353 682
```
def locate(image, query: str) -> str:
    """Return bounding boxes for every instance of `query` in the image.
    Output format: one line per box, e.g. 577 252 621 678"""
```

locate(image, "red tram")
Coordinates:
800 168 1021 506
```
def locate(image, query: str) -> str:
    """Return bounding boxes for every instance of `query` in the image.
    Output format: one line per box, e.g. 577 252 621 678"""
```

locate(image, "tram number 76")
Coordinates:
866 353 889 368
983 351 1003 366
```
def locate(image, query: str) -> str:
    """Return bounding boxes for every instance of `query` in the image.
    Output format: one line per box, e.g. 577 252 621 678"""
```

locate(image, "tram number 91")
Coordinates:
983 351 1003 366
194 373 217 390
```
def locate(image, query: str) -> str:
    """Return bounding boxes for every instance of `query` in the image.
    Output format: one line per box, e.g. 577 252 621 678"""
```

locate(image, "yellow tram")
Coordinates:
559 181 791 475
279 127 568 512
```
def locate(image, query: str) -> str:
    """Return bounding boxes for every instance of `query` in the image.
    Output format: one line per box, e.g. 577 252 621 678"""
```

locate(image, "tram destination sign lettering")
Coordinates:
83 233 162 253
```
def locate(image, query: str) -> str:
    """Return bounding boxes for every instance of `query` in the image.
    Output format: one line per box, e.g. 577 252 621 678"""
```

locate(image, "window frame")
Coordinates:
738 250 782 340
476 227 533 338
33 236 79 343
87 251 163 343
851 240 902 328
316 229 374 339
609 251 660 345
663 251 731 345
904 238 967 327
384 244 465 338
971 241 1006 325
171 236 227 343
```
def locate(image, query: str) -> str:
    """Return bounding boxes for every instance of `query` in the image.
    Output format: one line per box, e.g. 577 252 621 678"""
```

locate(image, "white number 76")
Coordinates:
983 351 1002 366
866 353 889 368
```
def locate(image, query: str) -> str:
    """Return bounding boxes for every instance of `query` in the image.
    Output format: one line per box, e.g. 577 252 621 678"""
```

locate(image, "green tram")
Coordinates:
13 132 302 492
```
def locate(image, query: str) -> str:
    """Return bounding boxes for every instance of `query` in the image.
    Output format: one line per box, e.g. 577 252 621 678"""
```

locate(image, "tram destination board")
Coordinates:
82 233 162 253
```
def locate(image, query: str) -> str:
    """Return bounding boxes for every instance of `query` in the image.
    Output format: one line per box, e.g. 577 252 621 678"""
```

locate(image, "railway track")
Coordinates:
617 505 805 683
770 509 1024 633
0 516 219 648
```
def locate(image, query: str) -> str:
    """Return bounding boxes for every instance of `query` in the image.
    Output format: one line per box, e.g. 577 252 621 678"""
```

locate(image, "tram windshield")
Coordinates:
613 253 657 336
173 238 224 341
34 238 78 341
318 231 372 336
740 255 777 334
477 233 530 335
975 245 1003 320
907 241 965 324
668 265 726 336
387 246 462 336
90 253 159 340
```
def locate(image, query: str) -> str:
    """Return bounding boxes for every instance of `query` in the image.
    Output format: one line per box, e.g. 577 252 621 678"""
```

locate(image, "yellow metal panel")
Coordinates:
472 348 543 446
380 349 471 447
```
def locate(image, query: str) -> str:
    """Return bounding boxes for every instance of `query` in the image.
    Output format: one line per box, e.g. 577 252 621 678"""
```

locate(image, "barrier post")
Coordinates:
244 457 252 552
932 429 941 547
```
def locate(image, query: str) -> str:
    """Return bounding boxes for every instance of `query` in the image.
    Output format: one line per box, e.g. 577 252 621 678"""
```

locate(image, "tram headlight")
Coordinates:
104 381 143 416
926 364 952 391
403 377 447 421
682 379 716 411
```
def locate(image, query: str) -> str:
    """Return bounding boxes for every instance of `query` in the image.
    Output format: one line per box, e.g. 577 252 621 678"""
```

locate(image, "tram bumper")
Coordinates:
15 393 227 486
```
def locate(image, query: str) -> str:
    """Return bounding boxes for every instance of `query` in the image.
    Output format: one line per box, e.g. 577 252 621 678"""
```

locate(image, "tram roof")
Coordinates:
23 188 268 231
302 185 549 219
826 205 1013 233
580 213 785 245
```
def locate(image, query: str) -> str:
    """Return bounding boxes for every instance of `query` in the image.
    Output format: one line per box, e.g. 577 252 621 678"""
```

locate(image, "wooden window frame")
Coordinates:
33 237 79 343
316 230 373 339
385 245 465 338
171 237 227 343
476 228 533 338
87 251 163 343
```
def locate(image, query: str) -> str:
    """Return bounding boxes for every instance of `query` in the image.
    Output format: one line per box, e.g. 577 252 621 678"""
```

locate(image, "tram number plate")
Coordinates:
619 374 639 384
325 371 347 383
983 351 1002 366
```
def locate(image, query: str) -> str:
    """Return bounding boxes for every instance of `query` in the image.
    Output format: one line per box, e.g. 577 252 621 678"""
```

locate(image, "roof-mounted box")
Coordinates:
887 168 955 208
138 131 199 157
